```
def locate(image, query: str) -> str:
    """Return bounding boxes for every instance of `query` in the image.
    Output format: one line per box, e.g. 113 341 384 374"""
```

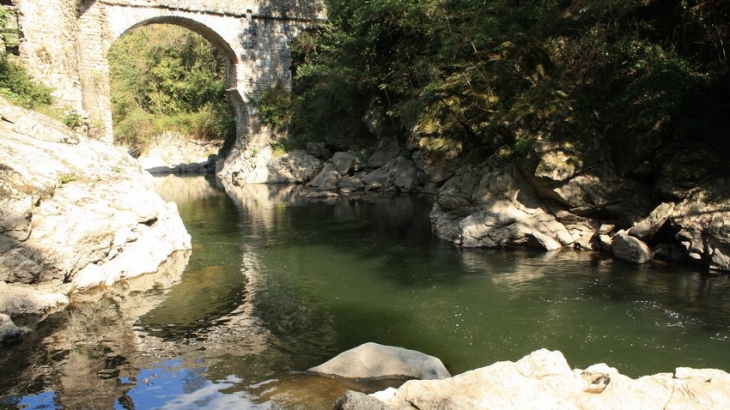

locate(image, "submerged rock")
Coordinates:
309 342 451 381
0 313 27 344
337 349 730 410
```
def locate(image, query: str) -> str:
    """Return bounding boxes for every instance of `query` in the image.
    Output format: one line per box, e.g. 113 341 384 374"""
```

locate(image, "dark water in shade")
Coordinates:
2 175 730 409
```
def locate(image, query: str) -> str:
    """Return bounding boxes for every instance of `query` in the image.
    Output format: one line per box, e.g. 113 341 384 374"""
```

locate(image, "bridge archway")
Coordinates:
13 0 322 168
107 16 246 149
77 2 254 143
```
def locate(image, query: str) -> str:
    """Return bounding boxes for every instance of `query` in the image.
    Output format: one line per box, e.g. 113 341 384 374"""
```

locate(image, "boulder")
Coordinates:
223 146 322 185
332 151 361 175
309 342 451 381
430 154 573 250
306 141 331 160
0 100 191 316
628 202 675 241
339 175 365 191
334 391 390 410
367 139 400 169
612 231 652 264
308 164 341 191
341 349 730 410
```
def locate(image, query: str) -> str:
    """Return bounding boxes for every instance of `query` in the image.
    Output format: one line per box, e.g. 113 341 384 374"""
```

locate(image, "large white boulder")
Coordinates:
339 349 730 410
0 99 191 316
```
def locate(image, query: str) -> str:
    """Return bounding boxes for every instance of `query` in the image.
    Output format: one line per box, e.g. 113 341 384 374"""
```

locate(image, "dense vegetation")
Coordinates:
108 25 236 156
260 0 729 177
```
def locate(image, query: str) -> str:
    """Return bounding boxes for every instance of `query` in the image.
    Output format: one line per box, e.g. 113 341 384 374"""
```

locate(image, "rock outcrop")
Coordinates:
135 131 220 175
0 99 191 317
309 342 451 381
335 349 730 410
421 136 730 272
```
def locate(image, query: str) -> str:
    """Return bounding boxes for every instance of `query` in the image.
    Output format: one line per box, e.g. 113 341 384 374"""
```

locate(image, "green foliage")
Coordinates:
0 56 53 109
286 0 729 175
108 25 235 152
58 173 77 184
63 111 83 129
253 79 293 133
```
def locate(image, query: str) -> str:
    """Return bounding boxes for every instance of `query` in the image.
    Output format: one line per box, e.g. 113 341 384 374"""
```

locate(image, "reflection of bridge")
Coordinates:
14 0 325 143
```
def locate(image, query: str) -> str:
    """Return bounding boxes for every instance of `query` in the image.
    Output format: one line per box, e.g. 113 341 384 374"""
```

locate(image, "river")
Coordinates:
1 175 730 409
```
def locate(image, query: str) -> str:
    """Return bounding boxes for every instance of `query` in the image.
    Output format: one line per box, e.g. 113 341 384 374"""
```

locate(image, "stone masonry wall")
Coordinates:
14 0 84 112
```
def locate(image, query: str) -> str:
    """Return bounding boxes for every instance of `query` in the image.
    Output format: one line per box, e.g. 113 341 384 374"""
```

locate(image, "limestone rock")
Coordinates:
136 131 220 174
306 141 331 160
309 342 451 381
367 140 400 168
343 349 730 410
308 164 341 191
612 231 652 264
224 146 322 185
628 202 675 241
431 154 573 250
670 177 730 271
0 102 191 316
334 391 390 410
338 175 365 191
333 151 362 175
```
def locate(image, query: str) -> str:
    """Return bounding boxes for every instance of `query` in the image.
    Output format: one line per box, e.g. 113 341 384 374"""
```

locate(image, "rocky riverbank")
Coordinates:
331 348 730 410
219 134 730 273
0 99 191 340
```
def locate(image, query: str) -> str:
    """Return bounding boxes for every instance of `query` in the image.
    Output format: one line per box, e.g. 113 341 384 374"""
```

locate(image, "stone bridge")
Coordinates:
12 0 324 144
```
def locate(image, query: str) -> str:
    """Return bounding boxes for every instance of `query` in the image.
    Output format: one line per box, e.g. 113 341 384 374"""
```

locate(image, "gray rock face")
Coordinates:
334 391 391 410
309 342 451 381
430 154 573 250
671 177 730 271
0 100 191 316
224 146 323 185
367 139 400 168
333 151 362 175
612 231 652 264
628 202 675 241
308 163 340 191
350 349 730 410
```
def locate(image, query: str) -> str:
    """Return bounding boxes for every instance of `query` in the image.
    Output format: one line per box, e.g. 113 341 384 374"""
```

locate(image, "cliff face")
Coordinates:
0 98 191 319
424 137 730 273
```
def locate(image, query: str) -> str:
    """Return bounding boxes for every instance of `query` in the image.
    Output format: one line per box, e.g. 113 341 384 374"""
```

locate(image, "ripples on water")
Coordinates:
1 175 729 409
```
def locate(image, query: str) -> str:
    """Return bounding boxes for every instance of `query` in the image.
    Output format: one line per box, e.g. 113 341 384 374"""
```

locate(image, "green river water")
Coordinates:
1 175 729 409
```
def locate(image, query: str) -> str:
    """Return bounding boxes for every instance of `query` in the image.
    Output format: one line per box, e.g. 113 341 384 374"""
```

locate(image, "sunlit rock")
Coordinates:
309 342 451 381
612 231 652 264
338 349 730 410
628 202 675 242
431 154 573 250
0 99 191 316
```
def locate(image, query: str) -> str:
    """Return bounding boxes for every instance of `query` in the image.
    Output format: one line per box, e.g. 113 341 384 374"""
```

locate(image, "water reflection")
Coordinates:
2 176 730 410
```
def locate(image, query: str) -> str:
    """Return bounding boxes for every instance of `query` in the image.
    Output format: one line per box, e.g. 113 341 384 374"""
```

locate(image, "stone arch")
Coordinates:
110 16 246 137
77 3 250 143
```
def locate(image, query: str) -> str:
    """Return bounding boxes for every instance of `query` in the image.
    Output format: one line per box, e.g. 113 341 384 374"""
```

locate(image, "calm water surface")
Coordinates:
1 175 730 409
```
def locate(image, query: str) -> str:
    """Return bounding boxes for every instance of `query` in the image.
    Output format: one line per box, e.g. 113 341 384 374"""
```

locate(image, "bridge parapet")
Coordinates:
97 0 326 20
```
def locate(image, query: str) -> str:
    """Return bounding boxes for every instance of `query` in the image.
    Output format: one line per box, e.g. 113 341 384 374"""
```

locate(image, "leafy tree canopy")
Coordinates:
260 0 729 175
109 24 235 155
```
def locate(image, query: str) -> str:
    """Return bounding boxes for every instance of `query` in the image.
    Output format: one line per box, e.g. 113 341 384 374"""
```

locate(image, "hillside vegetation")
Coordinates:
108 25 236 156
260 0 729 178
